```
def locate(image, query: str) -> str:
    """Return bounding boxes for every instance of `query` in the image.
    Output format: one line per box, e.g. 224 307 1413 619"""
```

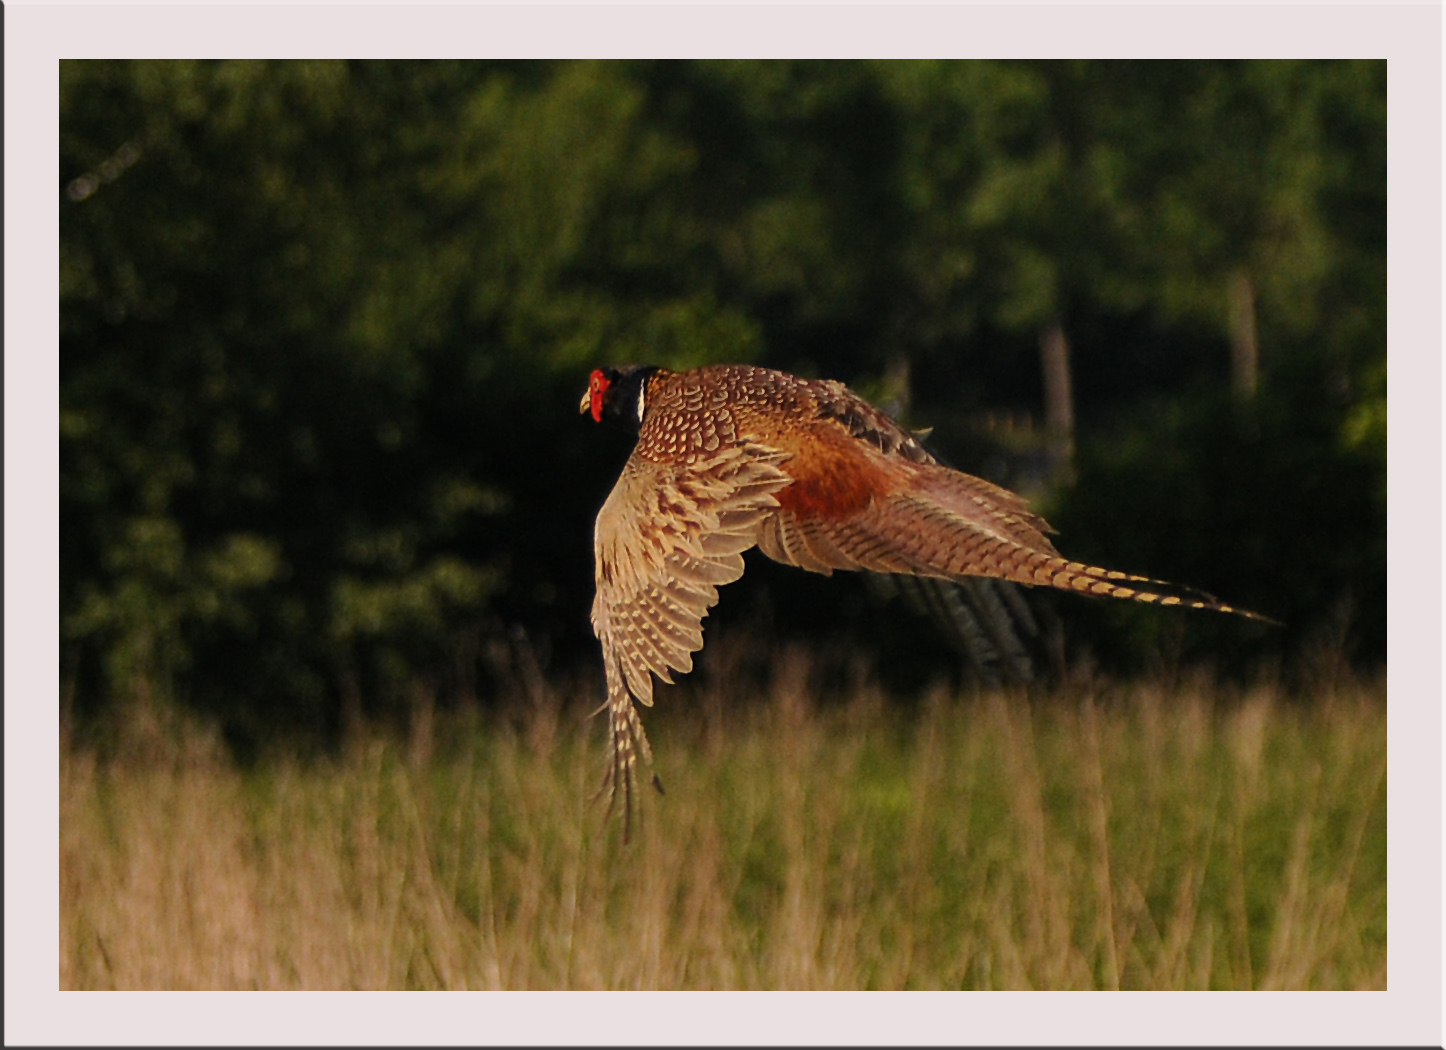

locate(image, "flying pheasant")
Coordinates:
581 363 1267 837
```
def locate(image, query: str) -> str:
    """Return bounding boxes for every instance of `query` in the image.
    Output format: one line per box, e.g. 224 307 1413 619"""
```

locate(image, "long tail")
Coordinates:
889 471 1279 623
759 463 1277 624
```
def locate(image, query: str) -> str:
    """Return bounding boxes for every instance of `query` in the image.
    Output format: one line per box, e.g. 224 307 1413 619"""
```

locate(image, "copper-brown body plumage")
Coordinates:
582 363 1265 838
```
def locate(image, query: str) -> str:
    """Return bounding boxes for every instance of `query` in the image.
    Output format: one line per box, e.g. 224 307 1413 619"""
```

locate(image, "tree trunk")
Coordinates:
1228 269 1259 401
1039 321 1075 478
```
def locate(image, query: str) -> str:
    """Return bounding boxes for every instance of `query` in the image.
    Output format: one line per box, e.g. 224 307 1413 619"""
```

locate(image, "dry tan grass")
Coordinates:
59 663 1386 989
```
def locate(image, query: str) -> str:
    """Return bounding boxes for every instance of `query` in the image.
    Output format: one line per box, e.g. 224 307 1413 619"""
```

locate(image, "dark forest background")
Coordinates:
60 60 1385 753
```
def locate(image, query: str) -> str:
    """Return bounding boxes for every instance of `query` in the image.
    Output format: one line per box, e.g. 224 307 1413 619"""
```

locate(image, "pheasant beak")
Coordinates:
578 389 592 415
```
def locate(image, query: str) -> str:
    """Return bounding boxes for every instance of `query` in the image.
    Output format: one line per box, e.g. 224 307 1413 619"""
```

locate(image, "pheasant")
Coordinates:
581 363 1267 837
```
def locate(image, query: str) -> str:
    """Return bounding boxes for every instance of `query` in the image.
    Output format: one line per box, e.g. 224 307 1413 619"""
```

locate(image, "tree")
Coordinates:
61 60 1386 742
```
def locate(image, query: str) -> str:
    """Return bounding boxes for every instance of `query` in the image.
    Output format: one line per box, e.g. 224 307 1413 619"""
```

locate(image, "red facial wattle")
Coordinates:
589 369 611 423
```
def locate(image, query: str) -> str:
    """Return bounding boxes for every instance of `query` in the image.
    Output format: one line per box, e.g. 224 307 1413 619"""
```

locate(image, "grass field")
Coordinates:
59 658 1385 990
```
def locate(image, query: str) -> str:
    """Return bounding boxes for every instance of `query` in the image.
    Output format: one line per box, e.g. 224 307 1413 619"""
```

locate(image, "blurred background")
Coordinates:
60 59 1385 755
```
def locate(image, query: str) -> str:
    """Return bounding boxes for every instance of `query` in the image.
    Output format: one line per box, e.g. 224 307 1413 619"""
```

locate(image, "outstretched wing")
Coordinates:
591 441 793 839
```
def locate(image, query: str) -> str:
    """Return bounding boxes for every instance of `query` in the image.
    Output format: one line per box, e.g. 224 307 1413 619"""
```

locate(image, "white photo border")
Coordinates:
12 3 1437 1045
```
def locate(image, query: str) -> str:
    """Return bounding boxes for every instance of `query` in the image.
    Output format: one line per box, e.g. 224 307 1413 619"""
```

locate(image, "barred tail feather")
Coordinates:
1017 554 1279 623
865 486 1277 624
816 495 1271 628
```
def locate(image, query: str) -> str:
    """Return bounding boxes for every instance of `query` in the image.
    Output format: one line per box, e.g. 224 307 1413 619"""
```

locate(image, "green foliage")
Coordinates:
60 60 1385 737
64 518 283 692
1045 362 1386 670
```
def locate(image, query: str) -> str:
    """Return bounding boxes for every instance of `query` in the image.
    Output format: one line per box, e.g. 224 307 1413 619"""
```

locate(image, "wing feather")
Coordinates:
591 442 792 840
